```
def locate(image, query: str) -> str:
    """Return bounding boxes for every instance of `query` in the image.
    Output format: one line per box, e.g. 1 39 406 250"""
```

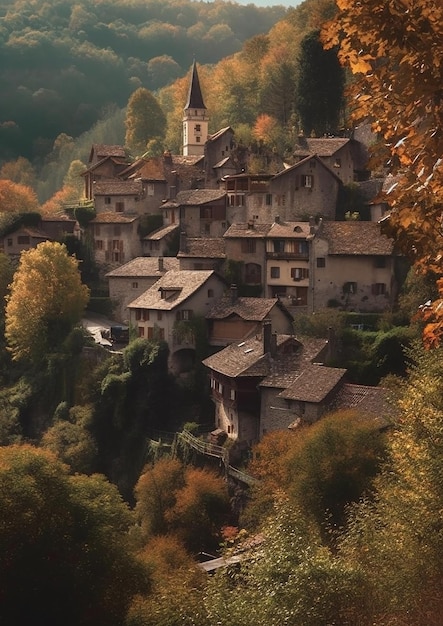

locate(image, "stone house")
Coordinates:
311 220 397 312
128 269 226 374
171 189 228 238
203 320 346 445
88 213 141 271
177 235 226 271
206 285 294 348
92 180 144 215
293 136 366 184
1 226 50 257
142 223 179 258
82 144 129 200
223 222 270 292
224 173 273 224
204 126 237 187
106 256 180 323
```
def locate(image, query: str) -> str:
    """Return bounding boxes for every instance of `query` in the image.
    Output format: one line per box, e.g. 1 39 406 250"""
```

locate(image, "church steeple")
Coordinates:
183 60 208 156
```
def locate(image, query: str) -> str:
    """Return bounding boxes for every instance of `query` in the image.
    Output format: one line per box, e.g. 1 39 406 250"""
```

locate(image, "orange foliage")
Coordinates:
0 179 39 213
41 185 78 215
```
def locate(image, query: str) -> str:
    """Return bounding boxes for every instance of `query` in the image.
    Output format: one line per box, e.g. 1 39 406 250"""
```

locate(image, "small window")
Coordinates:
265 194 272 206
132 281 138 289
343 281 357 294
105 197 111 205
157 311 163 321
138 326 145 337
142 310 150 322
116 202 124 213
7 238 12 247
291 267 309 280
195 124 201 132
270 266 280 279
273 240 285 253
301 174 313 188
135 310 141 321
241 240 256 254
372 283 386 296
334 158 341 168
230 389 236 401
316 257 326 268
196 136 201 143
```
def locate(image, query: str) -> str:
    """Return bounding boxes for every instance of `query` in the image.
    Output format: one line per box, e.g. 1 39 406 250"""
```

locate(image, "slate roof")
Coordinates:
93 180 142 196
184 60 206 110
319 221 394 255
90 144 126 160
277 365 347 402
267 221 311 239
91 212 138 224
272 154 341 183
144 223 179 241
8 227 50 240
208 127 233 142
128 270 216 311
293 137 350 157
223 223 271 239
177 237 226 258
206 297 285 321
174 189 226 205
106 256 179 278
332 383 393 425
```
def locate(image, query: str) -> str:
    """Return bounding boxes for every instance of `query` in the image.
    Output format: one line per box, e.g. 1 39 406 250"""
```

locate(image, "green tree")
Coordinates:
5 241 90 362
296 29 344 136
0 444 150 626
125 87 166 156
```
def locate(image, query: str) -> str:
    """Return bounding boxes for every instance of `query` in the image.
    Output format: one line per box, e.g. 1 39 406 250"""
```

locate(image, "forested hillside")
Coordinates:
0 0 286 162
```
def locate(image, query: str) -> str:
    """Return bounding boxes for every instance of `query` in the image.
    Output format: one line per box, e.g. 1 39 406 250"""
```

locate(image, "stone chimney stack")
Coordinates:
230 284 238 304
274 215 280 224
263 319 272 354
158 257 164 272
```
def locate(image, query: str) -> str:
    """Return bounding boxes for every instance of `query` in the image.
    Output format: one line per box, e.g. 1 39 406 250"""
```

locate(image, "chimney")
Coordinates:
274 215 280 224
179 231 187 253
230 284 238 304
158 257 164 272
263 319 272 354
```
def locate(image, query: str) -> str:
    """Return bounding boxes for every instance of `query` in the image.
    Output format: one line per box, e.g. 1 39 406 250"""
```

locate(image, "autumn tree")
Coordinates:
0 156 36 188
0 179 40 213
0 445 150 626
322 0 443 346
125 87 166 156
5 241 90 362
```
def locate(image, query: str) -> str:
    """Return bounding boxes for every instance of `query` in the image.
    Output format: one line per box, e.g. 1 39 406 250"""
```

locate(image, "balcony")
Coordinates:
266 251 309 260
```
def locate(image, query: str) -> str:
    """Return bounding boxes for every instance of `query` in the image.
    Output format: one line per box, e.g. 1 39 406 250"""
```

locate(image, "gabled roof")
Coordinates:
277 365 347 402
81 155 128 176
267 221 311 239
144 223 179 241
272 153 341 183
293 137 350 158
184 60 206 110
4 226 50 240
91 212 138 224
89 144 126 162
177 237 226 259
223 223 271 239
93 180 142 196
128 269 218 311
122 156 167 182
173 189 226 206
208 127 233 143
319 221 394 255
106 256 179 278
206 296 292 322
331 383 393 425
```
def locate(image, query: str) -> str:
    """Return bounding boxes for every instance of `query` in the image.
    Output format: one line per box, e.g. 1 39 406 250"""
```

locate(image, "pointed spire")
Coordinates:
184 60 206 110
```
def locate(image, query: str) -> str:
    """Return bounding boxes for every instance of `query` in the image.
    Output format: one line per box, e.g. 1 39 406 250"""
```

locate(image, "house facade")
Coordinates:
128 269 226 373
293 137 360 185
223 222 269 292
93 180 143 215
173 189 228 238
88 213 141 271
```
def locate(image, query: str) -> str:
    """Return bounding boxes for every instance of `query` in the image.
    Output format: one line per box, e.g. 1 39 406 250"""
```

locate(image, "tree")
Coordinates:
296 29 345 136
322 0 443 346
0 444 150 626
125 88 166 156
5 241 90 362
0 179 40 213
0 157 36 188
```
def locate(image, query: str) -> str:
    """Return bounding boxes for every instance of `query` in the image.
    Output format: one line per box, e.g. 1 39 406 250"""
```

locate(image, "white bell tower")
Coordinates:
183 60 208 156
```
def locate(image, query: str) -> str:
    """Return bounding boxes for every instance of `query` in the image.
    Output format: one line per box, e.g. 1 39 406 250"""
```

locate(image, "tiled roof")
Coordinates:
293 137 350 157
319 221 394 255
93 180 142 196
277 365 347 402
106 256 179 278
358 178 385 202
175 189 226 205
178 237 226 258
128 269 215 311
91 212 138 224
332 383 393 422
124 156 166 181
206 297 280 321
267 221 311 239
144 223 179 241
41 214 75 223
203 334 327 380
171 155 205 167
272 154 341 183
213 157 232 169
208 127 233 142
223 223 271 239
92 144 126 159
12 227 50 239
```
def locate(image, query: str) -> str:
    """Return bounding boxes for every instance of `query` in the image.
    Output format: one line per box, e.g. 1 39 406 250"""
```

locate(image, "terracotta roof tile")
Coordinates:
319 221 394 255
106 257 179 277
128 269 216 311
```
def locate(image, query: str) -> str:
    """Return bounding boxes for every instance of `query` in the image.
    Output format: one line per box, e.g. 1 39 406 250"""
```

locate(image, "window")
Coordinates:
288 240 308 255
343 281 357 294
116 202 124 212
142 310 150 321
273 240 285 253
270 266 280 279
201 207 212 219
241 240 256 253
147 183 154 196
7 238 12 247
132 281 138 289
138 326 145 337
230 389 236 401
301 174 313 188
266 193 272 206
135 310 141 321
156 311 162 321
105 197 111 205
317 257 326 268
195 124 201 132
245 263 261 284
17 235 30 244
372 283 386 295
334 158 341 168
196 136 201 143
374 256 387 268
291 267 309 280
176 309 193 321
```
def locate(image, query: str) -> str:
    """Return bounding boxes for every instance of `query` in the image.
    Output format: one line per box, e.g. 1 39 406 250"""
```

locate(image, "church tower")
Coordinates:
183 60 208 156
